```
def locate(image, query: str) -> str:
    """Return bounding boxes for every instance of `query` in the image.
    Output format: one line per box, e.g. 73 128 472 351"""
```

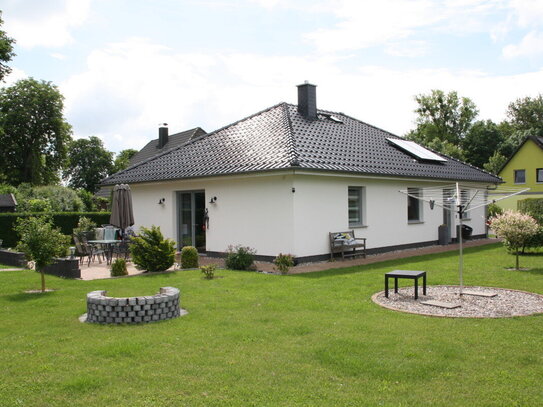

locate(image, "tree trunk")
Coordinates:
40 269 46 292
515 251 520 270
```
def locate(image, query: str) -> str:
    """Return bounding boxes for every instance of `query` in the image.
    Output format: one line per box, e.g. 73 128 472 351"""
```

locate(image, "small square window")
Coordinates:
407 188 422 222
514 169 526 184
348 187 364 227
537 168 543 183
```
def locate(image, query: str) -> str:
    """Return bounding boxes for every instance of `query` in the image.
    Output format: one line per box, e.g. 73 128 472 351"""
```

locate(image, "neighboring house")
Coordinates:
129 126 207 167
496 136 543 210
102 84 500 262
0 193 17 213
95 126 207 199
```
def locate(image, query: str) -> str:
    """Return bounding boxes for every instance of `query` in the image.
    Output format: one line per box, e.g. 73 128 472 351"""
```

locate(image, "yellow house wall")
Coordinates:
498 138 543 209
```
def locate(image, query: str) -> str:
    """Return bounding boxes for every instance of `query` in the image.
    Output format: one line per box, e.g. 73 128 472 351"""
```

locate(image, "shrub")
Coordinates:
129 226 176 272
180 246 199 268
490 210 540 270
15 215 70 292
200 264 217 279
16 185 84 212
110 258 128 277
24 198 52 212
0 212 111 248
487 203 503 219
73 216 97 239
225 245 256 270
273 253 295 275
518 198 543 223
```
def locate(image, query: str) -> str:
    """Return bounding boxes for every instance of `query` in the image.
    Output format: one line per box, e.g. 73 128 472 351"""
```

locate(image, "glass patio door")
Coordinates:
177 191 206 252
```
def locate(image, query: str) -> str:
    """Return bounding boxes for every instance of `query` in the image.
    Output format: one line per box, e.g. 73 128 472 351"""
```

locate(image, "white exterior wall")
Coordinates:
130 174 294 257
130 172 489 259
291 174 489 258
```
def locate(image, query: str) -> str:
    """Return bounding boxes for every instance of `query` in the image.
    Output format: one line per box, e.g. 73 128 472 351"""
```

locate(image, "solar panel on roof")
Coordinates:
386 138 447 162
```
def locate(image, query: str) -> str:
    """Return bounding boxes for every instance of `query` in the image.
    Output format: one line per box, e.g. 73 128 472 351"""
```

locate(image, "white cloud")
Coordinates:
508 0 543 27
61 38 543 153
2 0 91 48
305 0 444 53
1 66 28 86
61 38 345 152
503 30 543 57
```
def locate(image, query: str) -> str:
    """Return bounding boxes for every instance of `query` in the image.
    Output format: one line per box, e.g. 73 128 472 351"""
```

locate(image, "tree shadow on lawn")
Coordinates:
291 244 500 279
4 290 56 302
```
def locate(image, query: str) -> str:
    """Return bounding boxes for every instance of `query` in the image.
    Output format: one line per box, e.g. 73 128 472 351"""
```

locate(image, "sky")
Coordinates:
2 0 543 154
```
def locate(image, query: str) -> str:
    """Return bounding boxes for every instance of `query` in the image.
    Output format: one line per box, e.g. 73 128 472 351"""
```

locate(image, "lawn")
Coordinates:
0 243 542 406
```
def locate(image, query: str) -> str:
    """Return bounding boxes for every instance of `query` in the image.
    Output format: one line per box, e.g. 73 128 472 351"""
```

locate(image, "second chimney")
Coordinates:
158 124 168 149
297 82 317 120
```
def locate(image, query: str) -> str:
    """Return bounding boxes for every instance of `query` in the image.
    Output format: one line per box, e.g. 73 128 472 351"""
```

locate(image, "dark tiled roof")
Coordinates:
0 193 17 208
129 127 206 166
102 103 501 185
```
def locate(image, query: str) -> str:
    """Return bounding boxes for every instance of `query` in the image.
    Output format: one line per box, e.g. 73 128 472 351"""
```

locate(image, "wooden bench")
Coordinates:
329 230 367 260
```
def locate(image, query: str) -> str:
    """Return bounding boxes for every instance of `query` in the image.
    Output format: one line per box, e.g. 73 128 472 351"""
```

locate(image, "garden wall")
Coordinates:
86 287 181 324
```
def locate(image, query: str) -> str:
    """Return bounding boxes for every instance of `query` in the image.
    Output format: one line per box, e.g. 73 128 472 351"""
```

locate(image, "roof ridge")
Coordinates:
101 104 288 185
282 103 300 166
180 102 288 149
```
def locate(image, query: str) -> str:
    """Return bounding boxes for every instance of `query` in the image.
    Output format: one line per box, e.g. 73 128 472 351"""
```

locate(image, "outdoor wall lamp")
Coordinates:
158 198 165 205
209 196 217 204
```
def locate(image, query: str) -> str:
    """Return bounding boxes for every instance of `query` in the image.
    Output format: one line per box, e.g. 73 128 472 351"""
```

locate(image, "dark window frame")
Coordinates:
537 168 543 183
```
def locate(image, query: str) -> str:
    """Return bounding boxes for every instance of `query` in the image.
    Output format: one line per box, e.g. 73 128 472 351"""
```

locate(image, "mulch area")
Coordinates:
372 286 543 318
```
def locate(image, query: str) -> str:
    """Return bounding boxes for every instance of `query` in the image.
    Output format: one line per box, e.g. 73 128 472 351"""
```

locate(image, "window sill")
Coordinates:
349 224 367 229
408 220 424 225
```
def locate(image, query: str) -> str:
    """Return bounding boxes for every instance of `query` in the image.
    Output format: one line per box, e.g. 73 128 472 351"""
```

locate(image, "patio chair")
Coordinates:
113 236 131 261
76 234 105 266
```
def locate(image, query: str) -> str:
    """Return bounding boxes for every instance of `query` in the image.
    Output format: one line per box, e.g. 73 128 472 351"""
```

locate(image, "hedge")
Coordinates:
518 198 543 223
0 212 111 249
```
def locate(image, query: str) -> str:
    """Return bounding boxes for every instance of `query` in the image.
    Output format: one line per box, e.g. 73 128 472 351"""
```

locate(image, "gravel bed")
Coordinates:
372 286 543 318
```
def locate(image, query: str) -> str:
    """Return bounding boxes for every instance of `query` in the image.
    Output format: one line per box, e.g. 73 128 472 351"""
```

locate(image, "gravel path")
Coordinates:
372 285 543 318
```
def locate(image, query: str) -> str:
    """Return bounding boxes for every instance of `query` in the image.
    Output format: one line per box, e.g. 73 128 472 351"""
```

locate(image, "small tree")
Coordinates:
15 216 70 292
490 210 540 270
129 226 176 272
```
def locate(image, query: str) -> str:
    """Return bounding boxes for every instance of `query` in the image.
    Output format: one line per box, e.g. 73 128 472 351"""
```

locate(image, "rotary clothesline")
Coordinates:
398 183 529 296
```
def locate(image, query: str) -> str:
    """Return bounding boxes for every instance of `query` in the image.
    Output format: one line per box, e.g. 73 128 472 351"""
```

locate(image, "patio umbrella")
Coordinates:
110 184 134 233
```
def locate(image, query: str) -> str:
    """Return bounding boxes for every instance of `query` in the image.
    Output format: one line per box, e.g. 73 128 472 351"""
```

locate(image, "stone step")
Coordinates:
421 300 461 309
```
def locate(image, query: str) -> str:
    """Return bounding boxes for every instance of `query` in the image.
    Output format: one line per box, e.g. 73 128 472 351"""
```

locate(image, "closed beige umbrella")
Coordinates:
110 184 134 232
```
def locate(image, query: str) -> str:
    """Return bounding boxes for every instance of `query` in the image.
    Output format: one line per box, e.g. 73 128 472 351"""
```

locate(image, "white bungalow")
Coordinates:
102 84 500 262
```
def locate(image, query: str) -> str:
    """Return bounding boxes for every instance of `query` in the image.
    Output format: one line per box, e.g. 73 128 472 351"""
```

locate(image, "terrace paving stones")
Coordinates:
77 238 500 280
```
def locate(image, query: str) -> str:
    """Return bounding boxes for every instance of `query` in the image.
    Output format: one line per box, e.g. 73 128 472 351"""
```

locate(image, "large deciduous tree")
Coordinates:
406 90 479 152
64 136 113 193
113 148 138 173
0 11 15 82
507 95 543 137
0 78 72 185
462 120 505 169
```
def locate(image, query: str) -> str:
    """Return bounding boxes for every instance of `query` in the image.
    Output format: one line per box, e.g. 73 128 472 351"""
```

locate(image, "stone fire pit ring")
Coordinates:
83 286 187 324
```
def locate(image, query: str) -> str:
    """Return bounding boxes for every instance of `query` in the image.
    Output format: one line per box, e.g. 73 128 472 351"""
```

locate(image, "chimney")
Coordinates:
158 123 168 149
297 82 317 120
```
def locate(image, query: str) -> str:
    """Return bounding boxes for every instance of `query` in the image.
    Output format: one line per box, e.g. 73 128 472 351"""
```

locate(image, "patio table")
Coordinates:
88 239 120 265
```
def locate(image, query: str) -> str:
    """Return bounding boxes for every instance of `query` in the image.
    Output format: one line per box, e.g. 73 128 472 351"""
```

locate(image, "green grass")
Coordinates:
0 243 542 406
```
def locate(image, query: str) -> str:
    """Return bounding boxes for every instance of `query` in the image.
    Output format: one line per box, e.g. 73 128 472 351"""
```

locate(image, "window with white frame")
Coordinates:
348 187 365 227
460 189 471 219
407 188 422 222
514 169 526 184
